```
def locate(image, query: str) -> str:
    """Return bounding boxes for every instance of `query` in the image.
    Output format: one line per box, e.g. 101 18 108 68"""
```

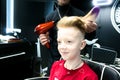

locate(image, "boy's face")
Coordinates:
57 27 86 60
57 0 70 6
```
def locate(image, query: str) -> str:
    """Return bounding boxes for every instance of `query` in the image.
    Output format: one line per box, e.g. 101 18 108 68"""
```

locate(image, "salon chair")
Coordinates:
84 59 120 80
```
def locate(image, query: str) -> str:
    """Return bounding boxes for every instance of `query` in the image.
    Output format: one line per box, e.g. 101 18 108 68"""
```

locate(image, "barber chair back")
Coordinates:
102 66 120 80
84 59 103 79
84 59 120 80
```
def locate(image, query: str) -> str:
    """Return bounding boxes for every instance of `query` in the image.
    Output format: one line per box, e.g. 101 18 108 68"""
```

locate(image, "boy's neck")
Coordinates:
64 58 84 70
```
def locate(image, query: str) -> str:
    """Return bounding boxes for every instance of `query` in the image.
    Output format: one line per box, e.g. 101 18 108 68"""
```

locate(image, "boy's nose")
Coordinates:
60 42 67 49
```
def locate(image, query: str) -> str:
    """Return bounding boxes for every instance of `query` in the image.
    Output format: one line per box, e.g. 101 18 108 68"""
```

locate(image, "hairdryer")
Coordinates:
34 21 54 48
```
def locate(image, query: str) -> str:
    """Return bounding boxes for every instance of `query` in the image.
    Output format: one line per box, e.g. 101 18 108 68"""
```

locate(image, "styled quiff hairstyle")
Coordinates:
57 16 86 37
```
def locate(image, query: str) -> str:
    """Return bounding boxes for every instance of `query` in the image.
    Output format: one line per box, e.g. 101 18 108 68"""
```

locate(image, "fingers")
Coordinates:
84 21 97 33
39 33 50 46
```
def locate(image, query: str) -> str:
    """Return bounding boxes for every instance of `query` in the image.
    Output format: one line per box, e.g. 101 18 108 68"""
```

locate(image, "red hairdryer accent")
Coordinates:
34 21 54 48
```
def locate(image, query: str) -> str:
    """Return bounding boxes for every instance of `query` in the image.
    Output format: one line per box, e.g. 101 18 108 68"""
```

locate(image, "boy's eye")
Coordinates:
57 41 61 44
57 40 72 44
67 41 72 43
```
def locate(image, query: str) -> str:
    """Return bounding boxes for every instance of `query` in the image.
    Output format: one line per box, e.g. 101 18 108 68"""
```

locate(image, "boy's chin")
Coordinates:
62 57 68 60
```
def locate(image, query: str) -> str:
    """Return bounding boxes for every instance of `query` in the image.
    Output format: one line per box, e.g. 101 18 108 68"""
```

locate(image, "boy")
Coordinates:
49 16 98 80
39 0 97 76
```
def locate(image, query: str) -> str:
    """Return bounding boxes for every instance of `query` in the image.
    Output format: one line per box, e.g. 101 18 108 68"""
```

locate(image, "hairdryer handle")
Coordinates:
45 42 50 48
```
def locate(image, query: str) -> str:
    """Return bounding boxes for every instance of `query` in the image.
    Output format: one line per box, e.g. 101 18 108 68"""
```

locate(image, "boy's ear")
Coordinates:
80 40 86 50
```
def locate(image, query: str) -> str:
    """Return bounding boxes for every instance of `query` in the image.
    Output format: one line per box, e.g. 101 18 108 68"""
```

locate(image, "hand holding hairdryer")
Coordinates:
34 21 54 48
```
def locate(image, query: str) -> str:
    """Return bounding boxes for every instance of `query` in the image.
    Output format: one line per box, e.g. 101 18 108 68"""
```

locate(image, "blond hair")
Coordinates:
57 16 86 37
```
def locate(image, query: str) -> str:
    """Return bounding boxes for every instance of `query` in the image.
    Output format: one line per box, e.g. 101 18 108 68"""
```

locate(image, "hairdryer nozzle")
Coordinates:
34 21 54 35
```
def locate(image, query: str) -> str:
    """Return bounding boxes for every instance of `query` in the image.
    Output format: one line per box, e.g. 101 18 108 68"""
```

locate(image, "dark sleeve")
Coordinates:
74 7 85 16
70 5 85 16
45 10 60 23
45 12 54 22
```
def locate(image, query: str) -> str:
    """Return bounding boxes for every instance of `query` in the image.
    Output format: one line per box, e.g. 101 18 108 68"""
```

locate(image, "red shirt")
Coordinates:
49 60 98 80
